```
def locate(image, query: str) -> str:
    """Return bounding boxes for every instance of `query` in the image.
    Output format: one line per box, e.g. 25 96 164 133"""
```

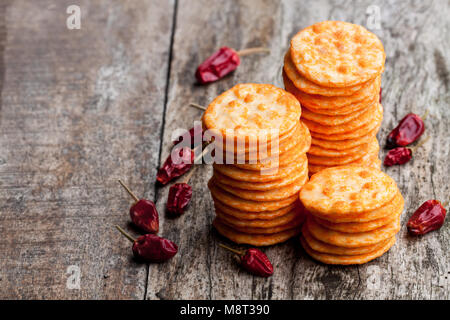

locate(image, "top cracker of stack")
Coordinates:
283 21 385 175
202 83 311 246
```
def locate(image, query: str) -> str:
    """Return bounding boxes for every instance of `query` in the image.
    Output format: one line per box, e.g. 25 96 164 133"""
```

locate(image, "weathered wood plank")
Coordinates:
0 0 174 299
147 0 449 300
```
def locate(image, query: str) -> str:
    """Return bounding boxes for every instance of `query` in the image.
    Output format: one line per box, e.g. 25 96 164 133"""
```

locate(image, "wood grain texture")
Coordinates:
0 0 448 300
146 0 449 300
0 0 174 299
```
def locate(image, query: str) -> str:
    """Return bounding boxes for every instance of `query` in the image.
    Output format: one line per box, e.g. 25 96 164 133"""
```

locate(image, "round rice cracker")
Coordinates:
308 138 380 174
283 69 381 109
305 215 400 248
216 211 304 234
313 207 401 233
215 203 305 228
208 179 298 212
303 102 382 135
311 107 382 140
234 139 309 171
308 156 381 176
213 160 308 191
215 119 300 155
217 121 311 164
301 104 370 126
300 235 396 265
213 198 300 220
213 219 301 246
283 71 380 116
309 191 404 223
300 165 398 216
212 172 308 201
290 21 385 87
307 138 378 166
310 126 378 150
302 93 379 116
213 154 306 183
302 225 392 256
283 50 368 96
202 83 301 144
308 139 372 157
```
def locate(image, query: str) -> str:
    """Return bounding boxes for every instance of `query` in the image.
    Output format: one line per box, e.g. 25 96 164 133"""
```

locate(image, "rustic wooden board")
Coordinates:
146 0 449 300
0 0 448 300
0 0 174 299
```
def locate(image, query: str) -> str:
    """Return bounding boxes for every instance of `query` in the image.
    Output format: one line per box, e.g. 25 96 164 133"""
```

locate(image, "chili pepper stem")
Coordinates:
182 166 197 184
115 225 136 243
236 47 270 56
189 103 206 111
219 243 244 256
410 136 430 152
118 179 139 203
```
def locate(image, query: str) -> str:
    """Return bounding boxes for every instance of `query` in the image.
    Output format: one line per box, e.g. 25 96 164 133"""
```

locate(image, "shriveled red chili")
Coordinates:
116 226 178 263
386 113 425 149
384 147 412 166
195 46 269 84
407 200 447 235
157 147 194 185
219 244 273 277
196 47 240 84
118 180 159 233
167 183 193 215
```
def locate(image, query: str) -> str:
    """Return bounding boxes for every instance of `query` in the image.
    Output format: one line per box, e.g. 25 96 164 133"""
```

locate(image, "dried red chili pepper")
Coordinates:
219 244 273 277
384 136 429 167
167 168 196 216
118 180 159 233
195 46 270 84
384 147 412 166
386 112 426 149
157 147 194 185
116 226 178 262
407 200 447 235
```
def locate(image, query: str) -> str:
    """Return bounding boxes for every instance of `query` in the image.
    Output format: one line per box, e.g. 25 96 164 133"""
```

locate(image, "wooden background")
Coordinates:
0 0 448 299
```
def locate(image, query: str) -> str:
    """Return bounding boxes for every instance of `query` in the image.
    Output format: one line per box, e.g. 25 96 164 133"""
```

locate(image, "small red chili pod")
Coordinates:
116 226 178 263
118 180 159 233
195 46 269 84
407 200 447 235
386 113 426 149
219 244 274 277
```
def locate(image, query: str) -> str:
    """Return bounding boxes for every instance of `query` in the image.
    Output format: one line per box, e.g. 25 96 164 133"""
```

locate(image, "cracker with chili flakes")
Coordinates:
300 235 396 265
303 103 380 135
283 50 367 96
213 161 307 191
290 21 385 87
300 166 398 215
202 83 301 144
302 226 392 256
305 215 400 248
213 219 301 246
310 104 382 140
285 70 381 109
211 173 308 202
213 199 299 221
209 180 298 212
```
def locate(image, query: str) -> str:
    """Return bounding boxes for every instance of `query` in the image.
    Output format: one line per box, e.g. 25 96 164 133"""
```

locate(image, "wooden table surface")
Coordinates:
0 0 448 300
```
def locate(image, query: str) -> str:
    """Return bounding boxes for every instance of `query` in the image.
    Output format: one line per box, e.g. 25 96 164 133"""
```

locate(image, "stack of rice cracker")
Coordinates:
202 83 311 246
299 166 403 264
283 21 385 176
